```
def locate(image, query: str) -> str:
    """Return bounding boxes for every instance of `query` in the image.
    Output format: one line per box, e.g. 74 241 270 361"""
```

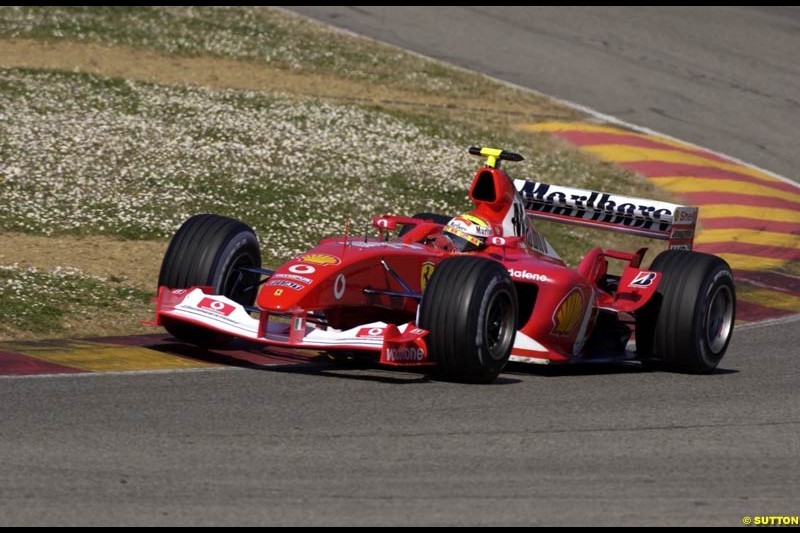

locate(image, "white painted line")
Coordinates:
736 313 800 330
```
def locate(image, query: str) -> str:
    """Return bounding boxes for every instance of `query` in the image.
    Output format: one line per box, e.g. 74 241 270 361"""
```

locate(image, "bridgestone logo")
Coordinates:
385 346 424 362
517 181 673 231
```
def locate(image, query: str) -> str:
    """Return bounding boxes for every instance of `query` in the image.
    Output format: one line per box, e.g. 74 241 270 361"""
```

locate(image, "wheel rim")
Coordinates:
222 252 257 305
484 291 514 361
706 284 734 354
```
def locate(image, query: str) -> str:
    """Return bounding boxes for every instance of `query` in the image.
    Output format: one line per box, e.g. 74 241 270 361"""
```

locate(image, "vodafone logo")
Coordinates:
288 264 316 275
508 269 550 282
385 345 424 362
356 327 386 337
197 297 235 316
333 274 346 300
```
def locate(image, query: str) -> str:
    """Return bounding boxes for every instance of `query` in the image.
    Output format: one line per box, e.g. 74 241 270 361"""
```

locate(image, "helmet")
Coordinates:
443 213 492 252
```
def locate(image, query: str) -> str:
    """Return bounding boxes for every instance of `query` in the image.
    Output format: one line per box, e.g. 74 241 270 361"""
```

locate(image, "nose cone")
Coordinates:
256 251 345 312
257 282 307 312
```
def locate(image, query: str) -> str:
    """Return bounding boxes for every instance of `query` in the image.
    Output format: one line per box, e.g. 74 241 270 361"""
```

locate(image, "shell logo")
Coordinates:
552 289 584 336
296 253 341 266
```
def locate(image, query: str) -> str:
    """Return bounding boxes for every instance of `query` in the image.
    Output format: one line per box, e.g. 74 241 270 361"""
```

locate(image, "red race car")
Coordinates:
150 147 735 383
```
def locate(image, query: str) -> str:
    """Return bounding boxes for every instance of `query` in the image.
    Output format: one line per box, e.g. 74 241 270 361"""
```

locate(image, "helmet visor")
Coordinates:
443 227 485 252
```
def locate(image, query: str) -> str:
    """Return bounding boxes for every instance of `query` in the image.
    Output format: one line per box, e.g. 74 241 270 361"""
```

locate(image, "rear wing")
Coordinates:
514 180 697 251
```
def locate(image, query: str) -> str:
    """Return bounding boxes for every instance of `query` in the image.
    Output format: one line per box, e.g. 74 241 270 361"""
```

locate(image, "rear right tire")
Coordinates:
636 250 735 373
398 212 451 237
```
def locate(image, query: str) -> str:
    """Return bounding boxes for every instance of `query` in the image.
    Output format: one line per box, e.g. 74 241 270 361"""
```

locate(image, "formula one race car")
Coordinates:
150 147 736 383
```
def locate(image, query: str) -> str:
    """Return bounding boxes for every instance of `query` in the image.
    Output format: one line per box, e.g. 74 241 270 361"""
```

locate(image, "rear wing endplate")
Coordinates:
514 180 697 251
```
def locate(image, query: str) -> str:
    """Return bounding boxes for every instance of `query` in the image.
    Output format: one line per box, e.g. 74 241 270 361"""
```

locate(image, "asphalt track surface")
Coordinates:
2 319 798 526
2 7 798 526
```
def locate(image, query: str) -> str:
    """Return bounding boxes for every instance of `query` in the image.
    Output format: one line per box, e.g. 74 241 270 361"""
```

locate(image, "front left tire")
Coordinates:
158 214 261 346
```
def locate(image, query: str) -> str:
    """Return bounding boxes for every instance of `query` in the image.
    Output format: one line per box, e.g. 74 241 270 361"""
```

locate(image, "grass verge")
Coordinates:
0 265 152 340
0 7 672 339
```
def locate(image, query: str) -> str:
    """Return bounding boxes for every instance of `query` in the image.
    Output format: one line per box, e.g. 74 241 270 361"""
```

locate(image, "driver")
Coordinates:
442 213 493 252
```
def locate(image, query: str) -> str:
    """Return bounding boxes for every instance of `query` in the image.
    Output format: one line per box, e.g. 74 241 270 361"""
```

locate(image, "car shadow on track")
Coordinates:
505 361 738 378
150 340 525 385
150 339 735 383
149 341 321 370
267 365 523 385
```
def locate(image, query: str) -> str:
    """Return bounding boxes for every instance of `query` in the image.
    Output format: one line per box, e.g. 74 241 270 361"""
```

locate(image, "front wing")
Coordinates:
150 287 434 366
150 287 586 367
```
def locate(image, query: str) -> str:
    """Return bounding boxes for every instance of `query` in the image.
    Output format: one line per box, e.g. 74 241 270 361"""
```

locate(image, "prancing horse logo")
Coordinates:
421 261 436 292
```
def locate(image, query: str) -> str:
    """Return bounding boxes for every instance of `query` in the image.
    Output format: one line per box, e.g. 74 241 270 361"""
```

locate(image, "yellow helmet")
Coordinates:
443 213 492 252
